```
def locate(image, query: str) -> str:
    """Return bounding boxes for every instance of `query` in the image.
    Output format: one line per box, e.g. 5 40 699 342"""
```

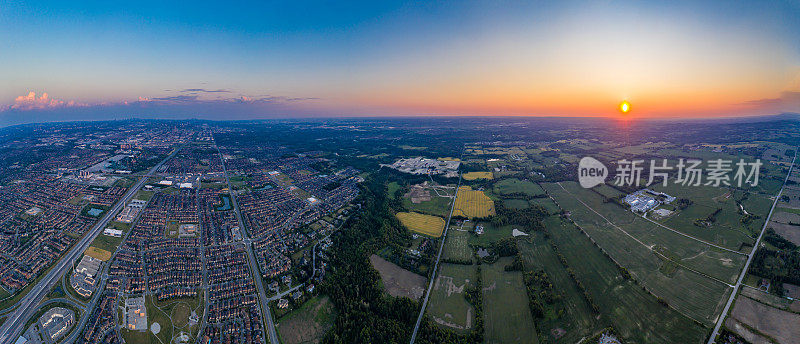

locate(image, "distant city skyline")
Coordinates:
2 0 799 125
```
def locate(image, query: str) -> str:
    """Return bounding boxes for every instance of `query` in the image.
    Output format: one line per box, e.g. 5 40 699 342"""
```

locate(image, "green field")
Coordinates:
467 223 514 247
503 198 529 209
403 195 453 217
544 182 735 325
427 263 477 333
482 258 538 344
443 230 473 262
649 182 772 250
387 181 401 198
530 198 560 214
542 215 709 343
517 234 602 342
277 295 336 344
493 178 545 196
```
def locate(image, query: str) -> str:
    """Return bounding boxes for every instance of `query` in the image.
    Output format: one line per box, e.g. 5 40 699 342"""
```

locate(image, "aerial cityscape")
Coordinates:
1 1 799 344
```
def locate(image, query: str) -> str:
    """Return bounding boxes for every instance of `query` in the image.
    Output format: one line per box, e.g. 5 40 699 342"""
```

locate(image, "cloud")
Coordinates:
181 88 231 93
741 91 800 110
0 90 325 127
150 95 200 102
9 91 83 110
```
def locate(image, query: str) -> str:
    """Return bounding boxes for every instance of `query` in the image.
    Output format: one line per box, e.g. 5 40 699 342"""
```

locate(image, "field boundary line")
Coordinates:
639 214 746 256
707 148 797 344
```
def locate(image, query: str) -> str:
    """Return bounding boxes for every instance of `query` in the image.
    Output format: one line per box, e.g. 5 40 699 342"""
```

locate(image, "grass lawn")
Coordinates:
89 234 123 256
134 189 155 201
482 258 539 344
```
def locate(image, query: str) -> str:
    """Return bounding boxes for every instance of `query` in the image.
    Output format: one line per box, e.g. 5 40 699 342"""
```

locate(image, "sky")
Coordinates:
1 0 799 125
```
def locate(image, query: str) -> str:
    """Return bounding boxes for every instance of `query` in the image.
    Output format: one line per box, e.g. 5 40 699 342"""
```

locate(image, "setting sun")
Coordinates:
619 101 631 114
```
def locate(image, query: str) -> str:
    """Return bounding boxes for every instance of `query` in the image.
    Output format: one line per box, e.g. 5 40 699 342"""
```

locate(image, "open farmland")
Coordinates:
542 215 708 343
463 171 494 180
396 211 446 237
517 233 602 343
426 263 477 333
370 255 427 300
544 181 735 326
443 229 473 262
482 258 538 344
493 178 545 196
453 186 495 218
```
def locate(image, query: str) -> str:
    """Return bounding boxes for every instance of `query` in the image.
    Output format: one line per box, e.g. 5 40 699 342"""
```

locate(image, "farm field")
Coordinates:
531 197 560 214
277 295 336 344
516 233 602 343
403 195 453 217
369 255 426 300
426 263 477 334
443 229 473 262
727 295 800 344
544 182 735 325
493 178 544 196
396 211 446 237
463 171 494 180
542 215 709 343
650 182 772 251
503 198 529 209
453 186 495 218
482 258 538 344
467 223 513 247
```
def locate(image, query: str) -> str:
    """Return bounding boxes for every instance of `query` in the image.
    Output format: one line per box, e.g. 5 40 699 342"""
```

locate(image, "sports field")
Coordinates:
493 178 544 196
396 211 445 237
453 186 495 218
482 258 538 344
463 171 494 180
426 263 477 333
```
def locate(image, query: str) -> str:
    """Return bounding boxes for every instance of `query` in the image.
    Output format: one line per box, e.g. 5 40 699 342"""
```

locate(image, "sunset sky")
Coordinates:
1 1 799 125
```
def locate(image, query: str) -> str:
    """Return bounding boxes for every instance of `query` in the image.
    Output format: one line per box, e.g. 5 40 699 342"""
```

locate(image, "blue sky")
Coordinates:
1 1 799 125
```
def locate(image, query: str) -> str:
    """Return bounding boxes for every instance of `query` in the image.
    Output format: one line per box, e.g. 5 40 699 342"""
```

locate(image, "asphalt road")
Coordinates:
215 143 278 344
707 149 797 344
409 171 462 344
0 147 177 344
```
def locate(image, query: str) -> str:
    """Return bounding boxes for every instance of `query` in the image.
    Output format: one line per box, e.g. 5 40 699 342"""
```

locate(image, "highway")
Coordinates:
707 149 797 344
0 147 178 344
214 142 278 344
